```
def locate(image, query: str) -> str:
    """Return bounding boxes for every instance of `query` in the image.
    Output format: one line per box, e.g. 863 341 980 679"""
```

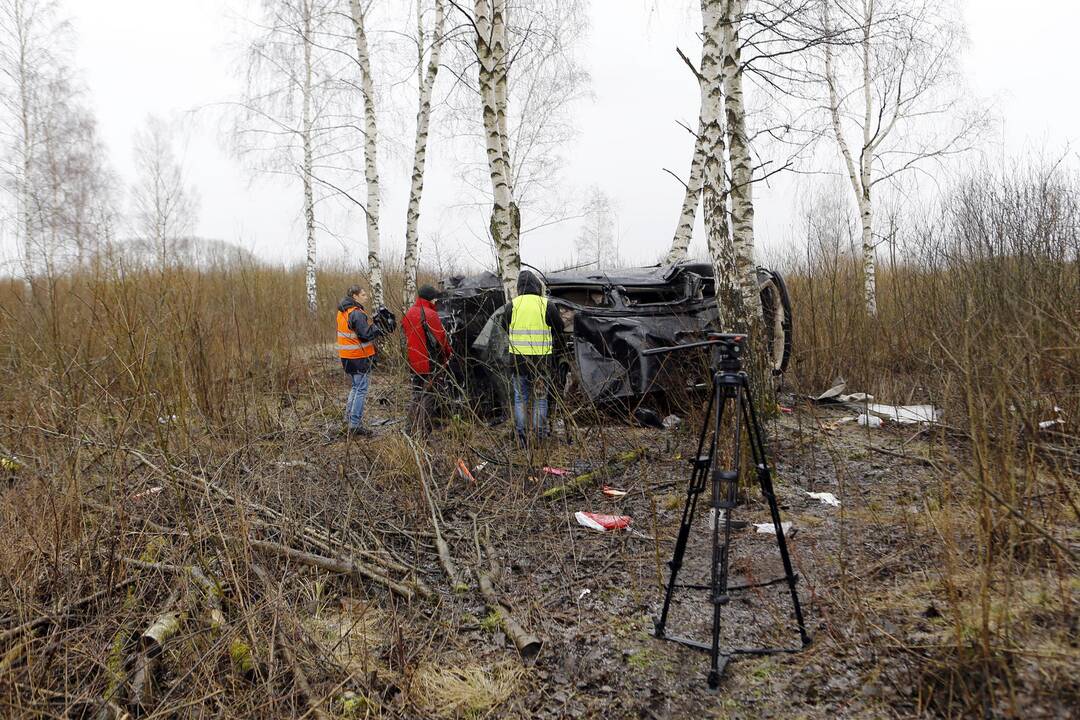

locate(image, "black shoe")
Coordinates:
348 426 374 438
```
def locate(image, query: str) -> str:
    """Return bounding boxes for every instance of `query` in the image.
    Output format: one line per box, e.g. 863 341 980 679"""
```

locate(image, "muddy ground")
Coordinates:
1 357 1074 719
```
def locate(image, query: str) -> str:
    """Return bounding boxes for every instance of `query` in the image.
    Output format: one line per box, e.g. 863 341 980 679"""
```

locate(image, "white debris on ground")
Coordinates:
806 491 841 507
865 403 942 424
857 413 883 428
1038 406 1065 430
755 521 795 536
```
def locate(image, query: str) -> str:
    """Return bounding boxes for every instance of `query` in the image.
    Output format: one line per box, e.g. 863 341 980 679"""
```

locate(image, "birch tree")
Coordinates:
347 0 384 308
237 0 340 315
822 0 979 315
698 0 741 330
474 0 520 298
402 0 446 305
0 0 60 276
666 49 706 265
721 0 760 317
130 115 198 268
576 185 617 270
446 0 586 296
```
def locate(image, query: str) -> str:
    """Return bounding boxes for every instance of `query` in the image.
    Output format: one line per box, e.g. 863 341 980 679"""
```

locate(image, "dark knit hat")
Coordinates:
418 285 440 302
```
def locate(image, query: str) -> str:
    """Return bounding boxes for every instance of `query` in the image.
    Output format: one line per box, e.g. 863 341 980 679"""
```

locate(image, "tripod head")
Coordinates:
642 332 747 373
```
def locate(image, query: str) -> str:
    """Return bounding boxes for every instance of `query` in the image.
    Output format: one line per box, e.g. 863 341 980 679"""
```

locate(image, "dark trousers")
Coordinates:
409 372 439 436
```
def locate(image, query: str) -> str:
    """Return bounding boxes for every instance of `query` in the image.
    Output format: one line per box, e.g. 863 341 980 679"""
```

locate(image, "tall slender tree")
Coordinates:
347 0 384 308
403 0 446 305
130 115 198 268
698 0 741 330
822 0 979 315
474 0 519 298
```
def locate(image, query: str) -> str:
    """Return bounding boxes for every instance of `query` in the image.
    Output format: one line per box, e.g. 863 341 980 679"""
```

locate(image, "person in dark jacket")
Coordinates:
401 285 454 435
498 270 563 445
336 284 385 437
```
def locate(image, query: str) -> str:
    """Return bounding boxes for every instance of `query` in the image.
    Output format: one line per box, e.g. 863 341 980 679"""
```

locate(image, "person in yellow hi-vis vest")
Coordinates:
498 270 563 445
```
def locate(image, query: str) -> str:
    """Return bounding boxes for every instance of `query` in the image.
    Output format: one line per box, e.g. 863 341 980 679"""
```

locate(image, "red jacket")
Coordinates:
402 298 453 374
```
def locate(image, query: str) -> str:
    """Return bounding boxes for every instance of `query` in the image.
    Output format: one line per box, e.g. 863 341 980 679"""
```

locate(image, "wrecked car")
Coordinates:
435 262 791 418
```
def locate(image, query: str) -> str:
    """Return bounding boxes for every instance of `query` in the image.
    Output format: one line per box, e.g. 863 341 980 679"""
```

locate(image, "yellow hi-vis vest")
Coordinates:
508 294 553 355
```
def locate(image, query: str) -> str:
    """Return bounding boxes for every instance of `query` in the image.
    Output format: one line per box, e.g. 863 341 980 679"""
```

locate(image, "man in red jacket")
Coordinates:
401 285 453 435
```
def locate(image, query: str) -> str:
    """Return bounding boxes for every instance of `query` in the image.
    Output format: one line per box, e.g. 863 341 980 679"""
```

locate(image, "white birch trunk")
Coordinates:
721 0 761 320
858 0 877 315
301 0 317 314
699 0 739 330
824 0 878 316
475 0 520 299
349 0 383 308
666 118 705 264
403 0 446 306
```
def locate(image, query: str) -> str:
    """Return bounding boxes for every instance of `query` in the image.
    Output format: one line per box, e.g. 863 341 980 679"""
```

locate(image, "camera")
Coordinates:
373 306 397 334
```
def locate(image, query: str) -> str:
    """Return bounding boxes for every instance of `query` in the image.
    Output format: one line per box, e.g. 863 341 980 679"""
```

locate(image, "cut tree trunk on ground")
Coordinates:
473 520 542 661
542 448 646 500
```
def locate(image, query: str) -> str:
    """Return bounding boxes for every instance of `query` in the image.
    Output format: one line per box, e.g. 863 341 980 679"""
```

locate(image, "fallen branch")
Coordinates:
248 539 431 601
129 587 183 711
542 448 646 500
472 520 542 662
404 433 466 592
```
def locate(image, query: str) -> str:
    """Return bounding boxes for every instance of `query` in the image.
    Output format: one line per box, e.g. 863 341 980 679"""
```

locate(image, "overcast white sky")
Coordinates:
52 0 1080 272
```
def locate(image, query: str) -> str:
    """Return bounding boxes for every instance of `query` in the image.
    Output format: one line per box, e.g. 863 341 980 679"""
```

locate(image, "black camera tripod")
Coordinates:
647 333 810 688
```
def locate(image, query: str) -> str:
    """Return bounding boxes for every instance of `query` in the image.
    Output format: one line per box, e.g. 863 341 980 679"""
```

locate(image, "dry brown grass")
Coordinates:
411 660 524 718
781 162 1079 716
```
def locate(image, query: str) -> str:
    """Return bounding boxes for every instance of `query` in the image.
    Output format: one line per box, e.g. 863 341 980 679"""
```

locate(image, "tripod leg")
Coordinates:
655 381 717 638
709 386 739 688
739 379 810 646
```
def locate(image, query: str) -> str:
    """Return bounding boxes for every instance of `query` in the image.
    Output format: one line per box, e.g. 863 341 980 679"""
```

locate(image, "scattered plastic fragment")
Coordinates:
130 487 163 503
778 405 794 415
1038 407 1065 430
601 485 627 498
821 417 855 432
455 459 477 484
543 466 570 477
857 414 883 428
574 511 632 532
806 491 840 507
813 379 874 404
472 461 488 474
577 589 591 601
157 414 178 425
662 414 682 430
754 521 795 536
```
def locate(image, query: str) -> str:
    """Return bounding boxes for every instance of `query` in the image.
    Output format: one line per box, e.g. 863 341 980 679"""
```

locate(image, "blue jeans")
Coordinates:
512 370 548 437
345 372 369 428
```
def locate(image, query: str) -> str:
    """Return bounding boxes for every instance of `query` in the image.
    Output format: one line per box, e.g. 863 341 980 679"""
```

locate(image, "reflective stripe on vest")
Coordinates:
508 294 552 355
337 307 376 359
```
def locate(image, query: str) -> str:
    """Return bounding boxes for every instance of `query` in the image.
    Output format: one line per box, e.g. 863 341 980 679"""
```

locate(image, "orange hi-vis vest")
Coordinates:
336 307 376 359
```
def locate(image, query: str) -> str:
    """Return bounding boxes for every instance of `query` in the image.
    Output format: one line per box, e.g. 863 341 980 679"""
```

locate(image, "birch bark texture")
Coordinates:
698 0 740 331
721 0 761 318
403 0 446 306
348 0 383 308
301 0 317 314
666 72 706 265
823 0 876 315
475 0 520 299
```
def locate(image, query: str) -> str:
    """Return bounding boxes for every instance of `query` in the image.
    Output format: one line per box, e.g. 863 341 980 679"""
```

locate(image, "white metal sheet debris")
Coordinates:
865 403 941 424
